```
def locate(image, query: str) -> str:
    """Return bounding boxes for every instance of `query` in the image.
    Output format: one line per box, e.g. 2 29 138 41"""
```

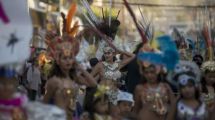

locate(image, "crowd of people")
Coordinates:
1 0 215 120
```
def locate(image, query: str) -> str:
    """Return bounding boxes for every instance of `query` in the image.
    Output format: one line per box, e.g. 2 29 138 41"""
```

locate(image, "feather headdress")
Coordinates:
123 0 149 44
45 3 80 61
167 61 201 87
138 35 179 70
79 0 120 40
201 61 215 73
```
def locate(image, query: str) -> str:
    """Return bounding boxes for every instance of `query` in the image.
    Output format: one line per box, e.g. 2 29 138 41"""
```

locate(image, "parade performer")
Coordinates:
201 61 215 115
43 3 96 120
167 61 209 120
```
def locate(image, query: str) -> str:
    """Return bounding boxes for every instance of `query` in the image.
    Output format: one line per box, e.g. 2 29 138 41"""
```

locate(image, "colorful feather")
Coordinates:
138 35 179 70
123 0 147 44
61 12 67 33
202 24 213 60
69 21 79 37
66 4 77 33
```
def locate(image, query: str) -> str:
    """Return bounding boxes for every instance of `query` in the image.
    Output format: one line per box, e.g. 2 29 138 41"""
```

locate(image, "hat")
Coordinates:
117 91 134 105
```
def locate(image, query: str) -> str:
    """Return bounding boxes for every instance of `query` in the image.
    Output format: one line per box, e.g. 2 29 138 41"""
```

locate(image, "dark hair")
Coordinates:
84 87 110 120
89 58 99 67
176 72 200 100
201 70 215 94
139 64 159 84
133 42 144 54
102 54 117 62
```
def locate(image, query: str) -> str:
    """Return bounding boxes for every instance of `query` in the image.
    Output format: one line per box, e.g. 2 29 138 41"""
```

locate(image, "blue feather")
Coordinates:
137 35 179 70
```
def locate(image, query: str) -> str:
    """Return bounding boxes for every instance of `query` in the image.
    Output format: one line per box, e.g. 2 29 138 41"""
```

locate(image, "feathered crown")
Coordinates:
201 61 215 73
45 3 80 61
79 0 120 40
167 61 201 87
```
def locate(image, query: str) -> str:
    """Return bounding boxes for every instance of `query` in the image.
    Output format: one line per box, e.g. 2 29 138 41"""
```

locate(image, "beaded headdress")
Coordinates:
45 3 80 61
201 61 215 73
167 61 201 87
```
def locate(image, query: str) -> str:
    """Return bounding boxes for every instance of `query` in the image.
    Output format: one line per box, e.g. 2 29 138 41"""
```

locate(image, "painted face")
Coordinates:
180 82 196 99
0 77 16 99
143 65 158 83
58 53 75 71
205 72 215 85
118 101 133 114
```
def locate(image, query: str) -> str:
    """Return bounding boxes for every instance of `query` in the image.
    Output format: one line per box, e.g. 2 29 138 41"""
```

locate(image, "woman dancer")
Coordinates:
134 63 174 120
43 3 96 120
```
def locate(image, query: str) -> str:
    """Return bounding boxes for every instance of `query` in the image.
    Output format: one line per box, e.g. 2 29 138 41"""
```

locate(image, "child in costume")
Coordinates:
201 61 215 115
116 91 135 120
167 61 209 120
83 85 113 120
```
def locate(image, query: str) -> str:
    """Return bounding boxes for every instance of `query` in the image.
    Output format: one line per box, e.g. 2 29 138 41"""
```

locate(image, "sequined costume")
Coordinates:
49 77 79 120
176 100 208 120
140 83 169 115
102 61 121 81
101 61 122 105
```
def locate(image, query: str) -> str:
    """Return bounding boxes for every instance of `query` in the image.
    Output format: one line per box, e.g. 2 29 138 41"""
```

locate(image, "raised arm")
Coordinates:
117 50 135 69
75 63 97 87
74 65 97 87
90 62 103 82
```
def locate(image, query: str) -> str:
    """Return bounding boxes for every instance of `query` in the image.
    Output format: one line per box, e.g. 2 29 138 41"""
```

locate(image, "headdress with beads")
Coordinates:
167 61 201 87
45 3 80 61
201 61 215 73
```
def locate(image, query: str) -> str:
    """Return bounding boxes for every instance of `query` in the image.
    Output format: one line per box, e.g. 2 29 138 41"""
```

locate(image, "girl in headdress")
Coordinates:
201 61 215 116
167 61 209 120
83 85 113 120
134 63 175 120
133 35 178 120
43 3 97 120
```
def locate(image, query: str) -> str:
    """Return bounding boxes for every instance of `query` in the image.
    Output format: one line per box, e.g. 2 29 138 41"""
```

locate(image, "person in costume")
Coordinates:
83 85 113 120
90 45 134 118
43 3 96 120
201 61 215 114
116 91 135 120
167 61 209 120
0 0 66 120
134 63 175 120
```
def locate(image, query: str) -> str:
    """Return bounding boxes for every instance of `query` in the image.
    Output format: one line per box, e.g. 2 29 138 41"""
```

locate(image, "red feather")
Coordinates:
123 0 147 44
66 4 77 33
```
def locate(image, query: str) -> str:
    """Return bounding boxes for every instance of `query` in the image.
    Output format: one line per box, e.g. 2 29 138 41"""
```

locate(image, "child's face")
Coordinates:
95 100 109 114
180 82 196 99
118 101 133 114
